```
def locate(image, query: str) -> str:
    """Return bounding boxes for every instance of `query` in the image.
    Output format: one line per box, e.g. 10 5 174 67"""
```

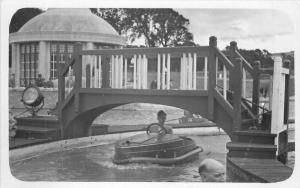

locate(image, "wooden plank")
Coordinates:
79 87 209 96
252 61 260 115
228 157 293 182
213 88 234 118
80 46 210 58
235 50 254 75
208 47 216 120
214 48 234 71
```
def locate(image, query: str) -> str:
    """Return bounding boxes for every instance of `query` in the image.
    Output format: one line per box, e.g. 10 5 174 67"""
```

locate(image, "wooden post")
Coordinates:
228 41 238 91
74 43 82 89
233 58 243 131
252 61 261 116
57 63 65 138
208 36 217 120
86 64 91 88
73 43 82 114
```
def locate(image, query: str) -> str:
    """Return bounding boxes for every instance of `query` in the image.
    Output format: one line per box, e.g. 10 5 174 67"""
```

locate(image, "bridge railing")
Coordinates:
76 45 214 91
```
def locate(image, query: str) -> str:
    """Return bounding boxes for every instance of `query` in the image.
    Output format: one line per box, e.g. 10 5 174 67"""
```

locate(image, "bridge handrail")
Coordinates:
234 50 254 75
80 46 210 57
214 48 234 71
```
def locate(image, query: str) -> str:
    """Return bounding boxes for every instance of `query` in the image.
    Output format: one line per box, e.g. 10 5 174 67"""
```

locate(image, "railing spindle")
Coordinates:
167 53 171 90
157 54 161 89
193 53 197 90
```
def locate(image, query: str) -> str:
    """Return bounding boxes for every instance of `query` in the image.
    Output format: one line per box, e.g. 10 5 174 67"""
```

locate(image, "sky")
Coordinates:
176 9 295 53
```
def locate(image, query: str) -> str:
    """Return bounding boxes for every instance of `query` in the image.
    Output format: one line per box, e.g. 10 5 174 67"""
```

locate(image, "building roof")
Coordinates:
9 8 125 45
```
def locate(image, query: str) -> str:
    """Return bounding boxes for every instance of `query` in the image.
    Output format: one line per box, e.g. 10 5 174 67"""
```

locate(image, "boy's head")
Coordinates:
157 110 167 124
198 159 225 182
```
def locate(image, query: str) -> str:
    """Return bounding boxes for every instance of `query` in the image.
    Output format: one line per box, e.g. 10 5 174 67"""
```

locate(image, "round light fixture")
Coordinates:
21 86 44 116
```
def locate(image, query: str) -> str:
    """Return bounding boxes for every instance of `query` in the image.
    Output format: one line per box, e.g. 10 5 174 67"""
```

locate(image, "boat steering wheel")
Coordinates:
146 123 167 135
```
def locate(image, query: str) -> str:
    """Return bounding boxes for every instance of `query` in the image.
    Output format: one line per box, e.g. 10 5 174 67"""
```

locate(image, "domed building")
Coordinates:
9 8 126 87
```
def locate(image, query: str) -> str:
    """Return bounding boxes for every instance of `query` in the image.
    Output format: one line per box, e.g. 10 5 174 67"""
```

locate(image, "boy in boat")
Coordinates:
148 110 173 135
198 158 226 182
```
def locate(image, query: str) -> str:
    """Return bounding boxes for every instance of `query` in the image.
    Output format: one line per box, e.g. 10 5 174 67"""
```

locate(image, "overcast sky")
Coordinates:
176 9 294 53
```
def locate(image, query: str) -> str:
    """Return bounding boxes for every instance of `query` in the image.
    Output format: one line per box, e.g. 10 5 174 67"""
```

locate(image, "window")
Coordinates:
49 42 74 80
19 43 39 87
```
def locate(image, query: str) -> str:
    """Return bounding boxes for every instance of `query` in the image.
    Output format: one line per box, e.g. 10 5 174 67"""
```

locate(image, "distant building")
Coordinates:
9 8 126 87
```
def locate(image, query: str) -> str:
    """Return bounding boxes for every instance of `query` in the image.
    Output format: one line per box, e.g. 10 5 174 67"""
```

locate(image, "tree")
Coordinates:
236 48 274 69
9 8 43 33
90 8 195 47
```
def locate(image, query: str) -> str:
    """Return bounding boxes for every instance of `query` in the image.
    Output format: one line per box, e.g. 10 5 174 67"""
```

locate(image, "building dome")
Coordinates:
9 8 125 45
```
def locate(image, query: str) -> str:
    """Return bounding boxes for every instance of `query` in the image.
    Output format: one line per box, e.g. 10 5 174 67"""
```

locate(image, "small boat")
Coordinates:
113 133 202 165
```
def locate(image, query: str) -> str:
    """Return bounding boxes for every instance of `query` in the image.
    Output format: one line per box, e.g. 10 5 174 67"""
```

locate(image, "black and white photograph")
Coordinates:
1 0 299 187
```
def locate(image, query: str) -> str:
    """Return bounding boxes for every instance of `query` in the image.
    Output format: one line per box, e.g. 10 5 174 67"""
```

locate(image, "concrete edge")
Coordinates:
10 127 225 162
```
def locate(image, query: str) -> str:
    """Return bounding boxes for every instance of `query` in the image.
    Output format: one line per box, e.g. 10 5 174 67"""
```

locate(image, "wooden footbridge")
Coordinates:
57 36 293 182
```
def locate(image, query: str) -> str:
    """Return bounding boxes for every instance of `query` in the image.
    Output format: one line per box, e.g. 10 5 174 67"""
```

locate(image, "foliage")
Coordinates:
34 74 54 88
9 8 44 33
237 48 274 69
90 8 195 47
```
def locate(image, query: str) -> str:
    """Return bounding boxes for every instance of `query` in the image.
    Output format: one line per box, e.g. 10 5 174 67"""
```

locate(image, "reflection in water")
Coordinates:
10 135 229 182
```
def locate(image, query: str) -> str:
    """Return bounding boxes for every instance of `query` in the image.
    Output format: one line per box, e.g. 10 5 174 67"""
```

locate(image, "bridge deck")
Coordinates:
228 157 293 182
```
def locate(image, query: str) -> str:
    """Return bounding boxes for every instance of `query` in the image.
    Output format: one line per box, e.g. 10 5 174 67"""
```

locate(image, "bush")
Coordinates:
44 80 54 88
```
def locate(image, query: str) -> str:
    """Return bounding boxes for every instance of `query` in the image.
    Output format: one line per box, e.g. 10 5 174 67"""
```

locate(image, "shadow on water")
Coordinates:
10 135 230 182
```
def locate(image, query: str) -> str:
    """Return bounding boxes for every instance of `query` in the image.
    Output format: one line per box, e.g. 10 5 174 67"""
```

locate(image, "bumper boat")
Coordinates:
113 123 203 165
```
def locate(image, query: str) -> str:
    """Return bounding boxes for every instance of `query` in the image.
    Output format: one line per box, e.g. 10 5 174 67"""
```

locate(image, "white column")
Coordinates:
162 54 166 89
223 65 227 99
193 53 197 90
137 54 142 89
38 41 47 78
242 68 246 98
180 56 183 89
116 55 120 88
11 43 20 87
271 56 286 135
133 55 137 89
157 54 161 89
93 56 97 88
142 54 147 89
111 55 115 88
216 57 219 85
120 55 123 88
140 55 144 89
188 53 193 90
145 55 148 89
182 53 187 90
204 56 208 90
124 58 128 88
98 55 102 88
45 43 51 81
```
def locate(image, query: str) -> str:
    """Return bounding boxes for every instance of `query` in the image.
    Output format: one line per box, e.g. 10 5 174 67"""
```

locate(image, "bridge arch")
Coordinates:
62 90 234 139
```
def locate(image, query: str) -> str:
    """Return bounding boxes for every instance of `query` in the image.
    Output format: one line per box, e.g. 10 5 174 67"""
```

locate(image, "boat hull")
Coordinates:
113 133 202 165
